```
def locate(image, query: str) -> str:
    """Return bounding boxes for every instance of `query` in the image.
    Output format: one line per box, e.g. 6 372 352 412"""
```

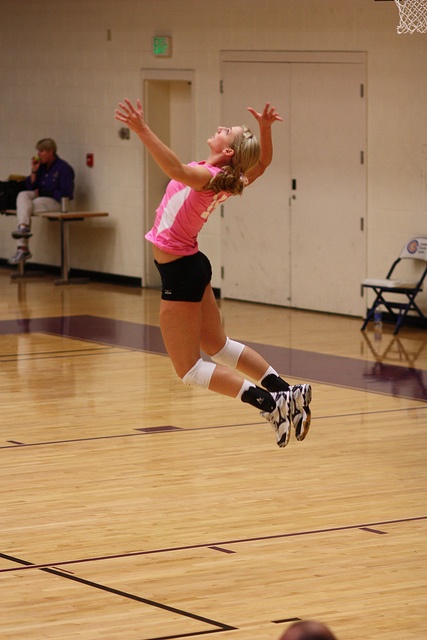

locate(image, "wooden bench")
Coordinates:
1 209 108 284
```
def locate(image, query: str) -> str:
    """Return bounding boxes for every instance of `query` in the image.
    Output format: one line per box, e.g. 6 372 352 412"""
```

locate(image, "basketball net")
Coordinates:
394 0 427 33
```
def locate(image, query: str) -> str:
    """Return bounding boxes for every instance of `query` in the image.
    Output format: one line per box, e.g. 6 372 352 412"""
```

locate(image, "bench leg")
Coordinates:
10 258 44 280
54 219 89 285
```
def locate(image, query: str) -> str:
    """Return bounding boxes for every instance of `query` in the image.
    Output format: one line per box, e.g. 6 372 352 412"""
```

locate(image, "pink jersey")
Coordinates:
145 161 230 256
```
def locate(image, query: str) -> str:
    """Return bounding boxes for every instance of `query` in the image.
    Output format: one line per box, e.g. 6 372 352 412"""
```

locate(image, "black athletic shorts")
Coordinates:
154 251 212 302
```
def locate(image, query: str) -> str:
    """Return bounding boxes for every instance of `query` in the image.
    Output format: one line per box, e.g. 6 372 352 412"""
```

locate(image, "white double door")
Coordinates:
221 54 366 316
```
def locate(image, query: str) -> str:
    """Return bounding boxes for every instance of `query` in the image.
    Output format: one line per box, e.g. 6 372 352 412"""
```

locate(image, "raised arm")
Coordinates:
115 98 211 190
245 102 283 185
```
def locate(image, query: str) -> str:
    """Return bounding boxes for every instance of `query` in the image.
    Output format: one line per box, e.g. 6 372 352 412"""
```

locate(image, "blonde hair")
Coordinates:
204 126 260 196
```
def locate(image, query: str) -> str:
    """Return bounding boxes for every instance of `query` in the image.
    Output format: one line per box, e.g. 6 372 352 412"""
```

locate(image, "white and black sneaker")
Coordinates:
290 384 312 441
261 390 292 448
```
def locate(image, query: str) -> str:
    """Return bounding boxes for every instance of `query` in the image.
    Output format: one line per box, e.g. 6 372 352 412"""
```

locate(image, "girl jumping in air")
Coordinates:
115 98 312 448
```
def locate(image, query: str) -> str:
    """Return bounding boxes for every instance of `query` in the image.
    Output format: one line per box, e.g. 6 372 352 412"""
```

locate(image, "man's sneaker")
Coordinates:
261 390 292 448
12 226 32 239
8 248 32 264
290 384 312 441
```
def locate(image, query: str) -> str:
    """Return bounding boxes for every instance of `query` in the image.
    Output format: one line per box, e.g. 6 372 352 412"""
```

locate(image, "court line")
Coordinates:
360 527 388 535
272 618 302 624
0 551 236 635
0 346 118 363
0 404 425 450
1 515 425 575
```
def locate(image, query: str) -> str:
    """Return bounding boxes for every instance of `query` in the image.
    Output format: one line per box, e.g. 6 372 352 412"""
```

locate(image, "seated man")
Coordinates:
8 138 75 264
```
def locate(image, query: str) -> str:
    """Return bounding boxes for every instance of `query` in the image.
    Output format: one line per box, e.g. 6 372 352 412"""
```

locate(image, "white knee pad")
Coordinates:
211 337 245 369
181 358 216 389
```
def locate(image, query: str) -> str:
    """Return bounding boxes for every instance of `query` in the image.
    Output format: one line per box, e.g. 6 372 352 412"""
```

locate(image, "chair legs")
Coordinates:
361 291 427 335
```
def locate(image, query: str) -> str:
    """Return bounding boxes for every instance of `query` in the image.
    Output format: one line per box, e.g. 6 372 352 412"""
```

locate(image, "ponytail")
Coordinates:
203 126 260 196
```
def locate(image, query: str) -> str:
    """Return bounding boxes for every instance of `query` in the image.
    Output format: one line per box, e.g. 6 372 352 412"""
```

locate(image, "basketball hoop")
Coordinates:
394 0 427 33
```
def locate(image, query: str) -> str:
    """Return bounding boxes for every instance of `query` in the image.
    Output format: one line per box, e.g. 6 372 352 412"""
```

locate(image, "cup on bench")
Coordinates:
61 197 69 213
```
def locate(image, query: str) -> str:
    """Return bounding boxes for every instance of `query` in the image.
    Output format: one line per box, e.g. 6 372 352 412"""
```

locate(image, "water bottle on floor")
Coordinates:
374 306 383 340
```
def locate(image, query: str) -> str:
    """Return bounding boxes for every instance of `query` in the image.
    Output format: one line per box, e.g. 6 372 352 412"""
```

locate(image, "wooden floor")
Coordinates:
0 267 426 640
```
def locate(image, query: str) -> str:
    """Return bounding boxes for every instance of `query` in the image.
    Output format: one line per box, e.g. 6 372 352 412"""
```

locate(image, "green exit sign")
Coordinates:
152 36 172 57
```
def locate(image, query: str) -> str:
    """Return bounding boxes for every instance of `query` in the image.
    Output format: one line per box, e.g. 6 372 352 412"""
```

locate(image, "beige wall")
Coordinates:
0 0 426 312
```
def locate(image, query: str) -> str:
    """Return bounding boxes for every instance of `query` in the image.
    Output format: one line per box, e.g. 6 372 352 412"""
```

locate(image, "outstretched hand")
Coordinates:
247 102 283 127
115 98 146 134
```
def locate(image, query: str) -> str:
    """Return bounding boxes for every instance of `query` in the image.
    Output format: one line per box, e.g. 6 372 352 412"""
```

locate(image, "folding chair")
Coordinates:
361 236 427 335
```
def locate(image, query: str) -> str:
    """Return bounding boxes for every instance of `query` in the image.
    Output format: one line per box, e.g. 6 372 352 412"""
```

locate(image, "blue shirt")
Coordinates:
25 156 75 202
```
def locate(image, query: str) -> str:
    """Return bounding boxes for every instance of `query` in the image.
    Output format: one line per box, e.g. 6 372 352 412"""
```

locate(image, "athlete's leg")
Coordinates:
199 284 312 441
158 296 243 398
159 288 293 447
200 285 286 386
159 288 275 414
158 298 203 379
